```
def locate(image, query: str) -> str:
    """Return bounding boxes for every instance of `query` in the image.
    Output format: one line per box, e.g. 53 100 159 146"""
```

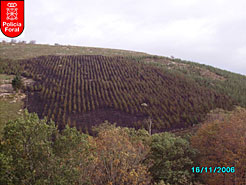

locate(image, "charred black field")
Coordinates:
2 54 234 133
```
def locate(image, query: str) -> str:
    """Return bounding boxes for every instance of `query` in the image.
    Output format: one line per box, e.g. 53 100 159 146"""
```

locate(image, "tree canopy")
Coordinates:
191 107 246 185
12 74 23 91
147 132 197 185
0 111 91 185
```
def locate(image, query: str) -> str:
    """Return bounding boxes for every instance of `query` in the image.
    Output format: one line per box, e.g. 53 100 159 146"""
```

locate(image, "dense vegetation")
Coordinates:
0 55 236 132
1 109 245 184
191 107 246 185
0 111 197 185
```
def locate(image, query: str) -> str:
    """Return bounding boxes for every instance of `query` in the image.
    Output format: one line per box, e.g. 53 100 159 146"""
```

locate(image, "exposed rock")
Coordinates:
22 78 35 86
0 84 13 93
141 103 148 107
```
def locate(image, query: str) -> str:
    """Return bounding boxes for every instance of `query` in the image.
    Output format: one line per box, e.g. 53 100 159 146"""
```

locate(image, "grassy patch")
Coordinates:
0 74 14 80
0 96 24 136
0 42 148 60
0 74 14 85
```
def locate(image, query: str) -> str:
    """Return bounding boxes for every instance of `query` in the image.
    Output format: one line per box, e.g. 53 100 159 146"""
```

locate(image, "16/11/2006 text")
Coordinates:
191 167 235 174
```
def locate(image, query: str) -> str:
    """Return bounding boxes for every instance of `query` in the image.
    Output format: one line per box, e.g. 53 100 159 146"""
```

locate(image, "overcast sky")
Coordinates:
1 0 246 75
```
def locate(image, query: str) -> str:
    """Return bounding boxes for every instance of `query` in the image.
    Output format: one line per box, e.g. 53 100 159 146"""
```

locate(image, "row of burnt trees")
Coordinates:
10 55 235 131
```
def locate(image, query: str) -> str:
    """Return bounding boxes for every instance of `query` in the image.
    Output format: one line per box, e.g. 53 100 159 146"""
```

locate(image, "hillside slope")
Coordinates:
139 56 246 107
0 42 245 133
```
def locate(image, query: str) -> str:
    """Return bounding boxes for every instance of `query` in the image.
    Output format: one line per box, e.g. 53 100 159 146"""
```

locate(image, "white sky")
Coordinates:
1 0 246 75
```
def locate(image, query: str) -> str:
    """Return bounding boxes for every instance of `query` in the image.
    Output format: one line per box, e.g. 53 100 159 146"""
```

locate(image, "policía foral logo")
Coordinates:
1 0 24 38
